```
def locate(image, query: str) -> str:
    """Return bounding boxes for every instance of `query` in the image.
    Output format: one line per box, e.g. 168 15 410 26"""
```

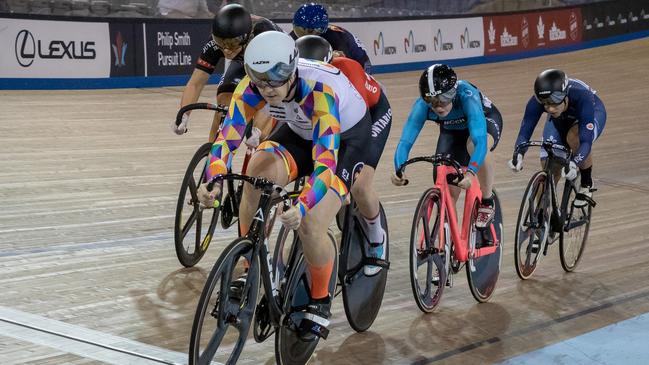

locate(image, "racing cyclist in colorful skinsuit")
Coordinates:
196 31 387 340
173 4 282 142
295 34 392 276
393 64 503 232
509 69 606 208
290 3 372 73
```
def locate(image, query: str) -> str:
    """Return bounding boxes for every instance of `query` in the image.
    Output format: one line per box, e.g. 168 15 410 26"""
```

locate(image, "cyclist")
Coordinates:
290 3 372 73
295 35 391 275
509 69 606 207
172 4 281 142
392 64 503 231
196 31 387 340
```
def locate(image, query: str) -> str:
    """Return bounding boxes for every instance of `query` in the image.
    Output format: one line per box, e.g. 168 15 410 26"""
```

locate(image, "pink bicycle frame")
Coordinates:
434 165 499 262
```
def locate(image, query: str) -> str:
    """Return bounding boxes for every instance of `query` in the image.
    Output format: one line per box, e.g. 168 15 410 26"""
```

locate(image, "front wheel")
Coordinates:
559 182 592 272
409 188 446 313
466 190 503 303
514 171 550 280
189 238 259 365
275 231 338 365
174 142 221 267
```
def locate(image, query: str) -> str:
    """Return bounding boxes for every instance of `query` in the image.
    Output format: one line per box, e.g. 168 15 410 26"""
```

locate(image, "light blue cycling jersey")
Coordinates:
394 80 488 174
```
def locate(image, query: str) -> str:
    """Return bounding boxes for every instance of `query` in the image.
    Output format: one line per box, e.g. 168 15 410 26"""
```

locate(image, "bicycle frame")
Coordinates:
434 165 499 262
207 174 292 327
515 141 575 235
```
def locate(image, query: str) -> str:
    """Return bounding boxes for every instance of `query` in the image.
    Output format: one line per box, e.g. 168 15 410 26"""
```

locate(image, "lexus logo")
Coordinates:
15 29 35 67
13 28 97 68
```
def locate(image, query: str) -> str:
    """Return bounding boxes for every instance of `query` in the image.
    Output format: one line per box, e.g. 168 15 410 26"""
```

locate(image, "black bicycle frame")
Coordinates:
515 141 572 233
207 174 297 328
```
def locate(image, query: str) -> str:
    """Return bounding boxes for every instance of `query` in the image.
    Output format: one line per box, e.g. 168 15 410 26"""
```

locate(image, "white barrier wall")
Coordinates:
276 18 485 65
338 17 484 65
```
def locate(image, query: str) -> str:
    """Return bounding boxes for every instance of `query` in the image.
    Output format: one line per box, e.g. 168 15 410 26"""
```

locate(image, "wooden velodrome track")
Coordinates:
1 37 649 365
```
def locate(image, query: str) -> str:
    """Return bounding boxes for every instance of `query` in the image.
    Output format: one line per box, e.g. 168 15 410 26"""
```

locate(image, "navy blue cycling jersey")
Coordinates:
290 25 372 73
394 80 489 174
515 78 606 166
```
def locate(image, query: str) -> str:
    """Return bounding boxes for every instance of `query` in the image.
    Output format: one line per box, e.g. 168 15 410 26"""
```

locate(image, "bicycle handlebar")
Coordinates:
175 102 228 127
396 154 464 186
512 141 571 166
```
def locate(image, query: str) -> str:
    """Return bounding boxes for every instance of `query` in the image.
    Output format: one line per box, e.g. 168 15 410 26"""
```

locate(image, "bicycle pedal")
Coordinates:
362 257 390 269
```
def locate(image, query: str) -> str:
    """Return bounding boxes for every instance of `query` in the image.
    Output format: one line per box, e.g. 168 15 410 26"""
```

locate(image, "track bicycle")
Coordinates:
397 154 503 312
173 103 254 267
512 141 596 279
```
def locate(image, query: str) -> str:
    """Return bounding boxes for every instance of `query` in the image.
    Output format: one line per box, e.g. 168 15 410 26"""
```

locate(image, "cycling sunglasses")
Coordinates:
250 78 290 89
212 34 247 51
423 88 456 107
537 91 567 106
293 25 327 37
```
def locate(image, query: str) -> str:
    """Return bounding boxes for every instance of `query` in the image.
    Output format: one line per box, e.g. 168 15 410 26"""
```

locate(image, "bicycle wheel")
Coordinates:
466 190 503 303
340 202 389 331
514 171 551 280
559 182 592 272
189 238 260 365
409 188 446 313
275 231 338 365
174 142 221 267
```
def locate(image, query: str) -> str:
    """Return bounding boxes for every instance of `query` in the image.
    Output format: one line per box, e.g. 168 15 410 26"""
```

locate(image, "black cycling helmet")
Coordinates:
211 4 252 40
534 69 568 105
418 64 458 104
295 35 333 63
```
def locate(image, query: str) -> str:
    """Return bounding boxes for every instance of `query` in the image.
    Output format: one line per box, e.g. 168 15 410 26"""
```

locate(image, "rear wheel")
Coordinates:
514 171 550 279
174 143 221 267
559 182 592 272
466 190 503 303
188 238 259 365
409 188 446 313
340 203 389 331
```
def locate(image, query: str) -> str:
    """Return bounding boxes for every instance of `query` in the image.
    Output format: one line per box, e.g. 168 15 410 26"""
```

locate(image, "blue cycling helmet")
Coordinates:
293 3 329 33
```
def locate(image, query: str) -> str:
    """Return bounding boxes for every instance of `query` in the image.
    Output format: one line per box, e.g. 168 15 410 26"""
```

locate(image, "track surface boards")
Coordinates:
1 38 648 364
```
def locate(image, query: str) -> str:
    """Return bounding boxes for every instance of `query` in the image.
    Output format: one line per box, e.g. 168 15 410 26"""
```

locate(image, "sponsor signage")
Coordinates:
581 0 649 41
144 22 211 76
109 23 145 77
483 8 582 55
1 18 109 78
339 17 484 65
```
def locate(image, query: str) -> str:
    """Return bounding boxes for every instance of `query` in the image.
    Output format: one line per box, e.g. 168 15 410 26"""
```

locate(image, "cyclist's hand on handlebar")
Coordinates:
562 160 578 181
508 153 524 172
197 183 221 208
457 171 474 190
244 127 262 149
280 205 302 230
391 172 408 186
172 114 190 135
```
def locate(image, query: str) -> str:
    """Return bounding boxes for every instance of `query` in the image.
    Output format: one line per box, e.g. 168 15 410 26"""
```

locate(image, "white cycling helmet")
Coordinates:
244 31 299 87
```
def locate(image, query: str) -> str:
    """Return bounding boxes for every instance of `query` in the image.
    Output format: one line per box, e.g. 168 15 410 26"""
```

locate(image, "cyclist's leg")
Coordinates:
436 128 467 204
541 117 566 183
467 136 495 194
466 105 502 200
566 105 605 190
299 190 341 296
352 92 391 221
252 109 276 140
238 125 306 235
